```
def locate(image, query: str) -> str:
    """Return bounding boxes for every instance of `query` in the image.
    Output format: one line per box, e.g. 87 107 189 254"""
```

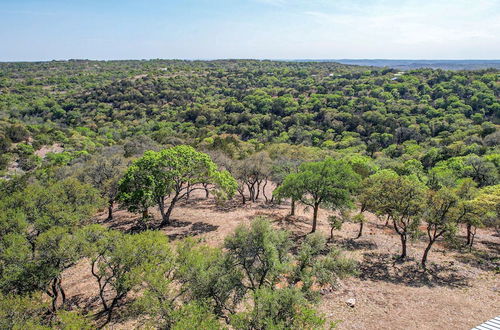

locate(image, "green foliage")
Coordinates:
176 240 244 317
466 184 500 231
275 158 361 232
0 292 91 329
6 124 30 143
15 143 34 156
125 218 356 329
291 233 357 300
80 228 171 321
51 310 93 330
0 59 498 328
231 287 326 330
367 171 428 258
0 292 50 330
170 302 222 330
0 178 103 297
117 152 159 219
224 217 291 291
118 145 237 225
6 177 103 236
328 215 344 231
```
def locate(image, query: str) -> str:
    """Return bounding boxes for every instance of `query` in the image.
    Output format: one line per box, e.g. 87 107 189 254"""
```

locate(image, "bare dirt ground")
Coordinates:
34 143 64 158
62 188 500 329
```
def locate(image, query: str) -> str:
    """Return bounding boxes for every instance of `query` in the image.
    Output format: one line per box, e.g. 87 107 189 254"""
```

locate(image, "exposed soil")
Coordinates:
34 143 64 158
62 188 500 329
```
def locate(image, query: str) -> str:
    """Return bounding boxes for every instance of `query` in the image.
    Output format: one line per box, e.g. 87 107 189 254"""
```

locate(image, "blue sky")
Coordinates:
1 0 499 61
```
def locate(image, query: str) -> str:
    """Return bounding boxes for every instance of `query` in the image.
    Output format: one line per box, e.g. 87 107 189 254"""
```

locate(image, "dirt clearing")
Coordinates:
65 189 499 329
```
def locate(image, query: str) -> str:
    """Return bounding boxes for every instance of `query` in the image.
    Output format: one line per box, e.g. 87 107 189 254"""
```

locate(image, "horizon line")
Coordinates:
1 58 500 64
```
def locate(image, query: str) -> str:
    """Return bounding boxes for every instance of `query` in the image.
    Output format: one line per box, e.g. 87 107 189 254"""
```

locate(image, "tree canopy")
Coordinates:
274 158 361 232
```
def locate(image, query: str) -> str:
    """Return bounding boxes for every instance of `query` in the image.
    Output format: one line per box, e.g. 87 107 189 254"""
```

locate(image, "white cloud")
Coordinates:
253 0 287 6
301 0 500 58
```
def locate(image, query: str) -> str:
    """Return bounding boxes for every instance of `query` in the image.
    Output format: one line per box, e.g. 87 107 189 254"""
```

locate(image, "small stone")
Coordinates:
346 298 356 308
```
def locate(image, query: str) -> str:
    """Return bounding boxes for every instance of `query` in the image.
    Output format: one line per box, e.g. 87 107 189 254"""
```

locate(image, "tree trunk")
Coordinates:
58 277 66 306
466 223 472 245
330 226 334 240
290 198 296 216
104 292 125 326
205 187 210 199
246 182 255 202
356 221 364 239
50 278 58 312
421 240 434 270
469 226 477 251
142 209 148 220
107 200 114 221
255 181 261 201
399 234 407 259
158 196 166 222
262 179 269 203
311 203 319 233
163 203 175 226
91 260 108 311
160 193 179 227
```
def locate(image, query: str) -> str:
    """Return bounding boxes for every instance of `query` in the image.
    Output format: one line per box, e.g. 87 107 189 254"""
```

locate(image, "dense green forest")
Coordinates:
0 60 498 328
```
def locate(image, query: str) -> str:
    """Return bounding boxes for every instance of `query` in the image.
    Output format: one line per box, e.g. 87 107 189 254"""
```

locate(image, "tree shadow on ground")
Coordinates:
337 238 378 251
125 220 160 234
372 222 394 232
442 237 499 272
179 197 249 213
359 252 470 288
178 197 212 209
166 221 219 241
480 239 500 255
454 248 499 273
272 215 311 229
169 220 192 228
106 217 137 230
65 294 101 314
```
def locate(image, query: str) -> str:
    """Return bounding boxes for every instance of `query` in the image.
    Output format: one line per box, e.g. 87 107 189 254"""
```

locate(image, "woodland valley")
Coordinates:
0 59 498 329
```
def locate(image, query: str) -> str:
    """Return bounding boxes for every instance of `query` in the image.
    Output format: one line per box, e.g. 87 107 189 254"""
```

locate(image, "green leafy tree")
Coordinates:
289 233 357 300
6 123 30 143
0 179 102 301
0 292 49 329
421 188 462 269
355 170 400 237
118 146 237 227
5 178 102 251
35 227 81 311
224 217 291 291
231 287 326 330
176 240 244 319
371 173 427 259
78 153 126 220
0 292 92 329
274 158 360 233
464 184 500 248
170 302 222 330
79 227 171 325
118 151 161 222
155 146 237 226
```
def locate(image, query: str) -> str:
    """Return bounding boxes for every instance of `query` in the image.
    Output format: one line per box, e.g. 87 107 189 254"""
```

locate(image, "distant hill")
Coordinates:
294 59 500 71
